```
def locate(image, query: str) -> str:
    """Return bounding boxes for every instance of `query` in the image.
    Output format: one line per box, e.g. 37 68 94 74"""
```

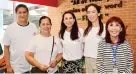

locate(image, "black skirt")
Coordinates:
61 58 83 73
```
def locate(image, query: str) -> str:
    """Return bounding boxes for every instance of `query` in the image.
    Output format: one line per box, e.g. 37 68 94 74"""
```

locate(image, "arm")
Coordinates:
2 26 14 73
50 53 62 68
25 51 49 71
50 37 63 68
97 41 104 73
55 53 62 64
4 45 14 73
124 41 134 73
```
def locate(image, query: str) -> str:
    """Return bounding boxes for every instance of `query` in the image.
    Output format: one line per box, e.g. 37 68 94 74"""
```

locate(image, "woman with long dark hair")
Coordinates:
83 3 105 73
59 11 84 73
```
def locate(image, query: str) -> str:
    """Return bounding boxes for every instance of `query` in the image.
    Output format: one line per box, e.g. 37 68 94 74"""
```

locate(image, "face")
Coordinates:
63 13 75 29
108 21 122 38
87 6 99 23
16 7 29 22
40 18 52 34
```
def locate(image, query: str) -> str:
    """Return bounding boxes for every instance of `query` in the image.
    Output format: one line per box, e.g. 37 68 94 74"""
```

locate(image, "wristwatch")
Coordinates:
55 59 58 64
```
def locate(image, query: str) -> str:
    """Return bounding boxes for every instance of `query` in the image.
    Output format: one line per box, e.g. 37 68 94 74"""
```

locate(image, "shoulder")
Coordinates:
101 24 106 37
31 34 40 41
121 40 131 46
100 39 106 43
99 39 107 46
28 22 38 32
54 36 61 42
29 22 37 28
6 22 17 29
4 22 17 32
29 22 35 25
124 40 129 44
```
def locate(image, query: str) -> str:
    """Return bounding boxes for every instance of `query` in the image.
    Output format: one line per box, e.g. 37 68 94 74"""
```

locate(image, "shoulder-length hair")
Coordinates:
84 3 103 36
105 16 126 44
59 11 79 40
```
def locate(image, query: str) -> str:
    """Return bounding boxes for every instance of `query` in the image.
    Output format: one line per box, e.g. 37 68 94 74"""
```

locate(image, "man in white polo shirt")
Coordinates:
2 4 38 73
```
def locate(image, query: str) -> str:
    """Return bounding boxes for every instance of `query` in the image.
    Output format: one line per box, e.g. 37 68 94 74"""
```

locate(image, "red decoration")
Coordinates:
11 0 61 7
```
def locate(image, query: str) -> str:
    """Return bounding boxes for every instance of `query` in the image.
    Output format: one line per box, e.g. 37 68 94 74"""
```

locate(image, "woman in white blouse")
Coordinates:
59 11 84 73
83 3 105 73
25 16 62 73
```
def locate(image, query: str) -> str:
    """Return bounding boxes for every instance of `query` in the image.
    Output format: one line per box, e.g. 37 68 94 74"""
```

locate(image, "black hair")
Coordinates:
39 16 52 26
105 16 126 44
84 3 103 36
59 11 79 40
15 4 29 13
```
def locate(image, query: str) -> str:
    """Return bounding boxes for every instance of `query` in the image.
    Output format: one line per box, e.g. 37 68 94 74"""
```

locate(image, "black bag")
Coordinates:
0 44 3 55
31 36 55 73
31 67 47 73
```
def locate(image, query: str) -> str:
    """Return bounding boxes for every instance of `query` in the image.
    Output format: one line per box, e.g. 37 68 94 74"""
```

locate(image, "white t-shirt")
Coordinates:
26 34 62 72
60 28 84 61
2 22 38 73
83 26 105 58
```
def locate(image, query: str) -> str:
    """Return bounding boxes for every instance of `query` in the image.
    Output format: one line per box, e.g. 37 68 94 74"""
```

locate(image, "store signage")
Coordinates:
69 0 123 21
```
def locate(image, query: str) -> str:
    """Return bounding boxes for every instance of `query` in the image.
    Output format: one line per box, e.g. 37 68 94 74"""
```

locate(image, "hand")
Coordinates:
39 64 49 71
0 60 6 66
49 60 57 68
7 66 14 73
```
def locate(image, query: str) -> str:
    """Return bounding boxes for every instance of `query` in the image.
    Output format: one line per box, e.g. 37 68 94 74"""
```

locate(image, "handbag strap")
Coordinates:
50 36 54 62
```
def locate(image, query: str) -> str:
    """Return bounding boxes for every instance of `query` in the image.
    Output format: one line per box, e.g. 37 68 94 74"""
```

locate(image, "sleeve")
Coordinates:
124 41 134 73
97 41 105 73
33 24 38 33
26 37 36 53
101 24 106 38
79 28 84 52
2 28 11 46
79 28 84 39
31 23 39 35
55 37 62 54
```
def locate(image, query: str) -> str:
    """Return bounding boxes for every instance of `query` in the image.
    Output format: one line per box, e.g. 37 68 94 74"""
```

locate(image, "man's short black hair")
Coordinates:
15 4 29 13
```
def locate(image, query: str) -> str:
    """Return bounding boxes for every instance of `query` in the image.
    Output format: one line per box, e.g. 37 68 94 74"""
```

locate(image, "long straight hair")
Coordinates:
84 3 103 36
59 11 79 40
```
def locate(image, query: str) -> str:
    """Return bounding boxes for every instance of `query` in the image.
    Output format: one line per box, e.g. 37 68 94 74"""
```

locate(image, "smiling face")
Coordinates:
108 21 122 38
16 7 29 22
86 6 99 23
40 18 52 34
63 13 75 29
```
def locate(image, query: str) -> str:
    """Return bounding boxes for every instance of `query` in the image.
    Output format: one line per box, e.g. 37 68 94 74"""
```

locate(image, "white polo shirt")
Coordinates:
83 26 105 58
61 28 84 61
2 22 38 73
26 34 62 72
